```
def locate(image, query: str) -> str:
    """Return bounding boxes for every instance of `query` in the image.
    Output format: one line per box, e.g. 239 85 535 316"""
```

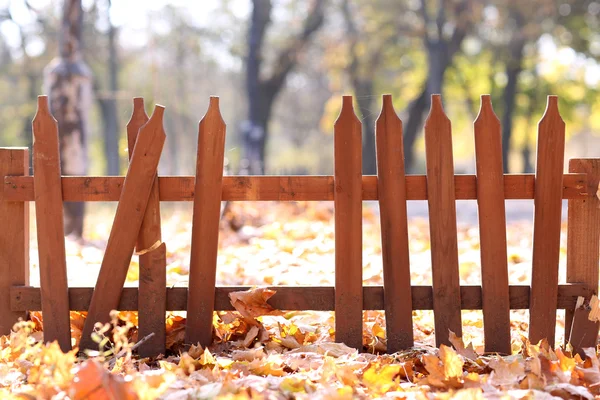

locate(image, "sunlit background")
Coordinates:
2 0 600 178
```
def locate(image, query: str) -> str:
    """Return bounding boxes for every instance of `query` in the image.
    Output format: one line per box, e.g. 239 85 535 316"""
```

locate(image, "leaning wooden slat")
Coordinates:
334 96 363 349
3 173 588 202
529 96 566 347
565 159 600 355
424 95 462 347
11 284 591 312
474 95 511 354
185 97 227 347
32 96 71 351
0 148 29 336
375 95 413 352
126 98 166 357
79 106 166 351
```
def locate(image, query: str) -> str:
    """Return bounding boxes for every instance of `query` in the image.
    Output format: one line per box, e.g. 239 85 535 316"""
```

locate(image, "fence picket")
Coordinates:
424 94 462 347
474 95 511 354
185 97 227 347
565 159 600 355
126 98 167 357
375 95 413 352
80 106 166 351
529 96 566 347
334 96 363 349
32 96 71 351
0 148 29 336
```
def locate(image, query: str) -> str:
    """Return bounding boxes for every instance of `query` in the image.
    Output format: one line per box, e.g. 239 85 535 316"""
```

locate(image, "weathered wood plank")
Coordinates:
0 148 29 336
565 159 600 355
126 98 166 357
529 96 566 347
334 96 363 349
425 95 462 347
11 284 591 312
185 97 227 347
32 96 71 351
474 95 511 354
3 173 587 202
79 106 166 351
375 95 413 352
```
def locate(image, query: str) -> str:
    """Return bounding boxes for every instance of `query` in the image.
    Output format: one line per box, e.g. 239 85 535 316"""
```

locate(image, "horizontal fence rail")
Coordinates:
10 284 591 312
1 93 599 358
2 173 588 201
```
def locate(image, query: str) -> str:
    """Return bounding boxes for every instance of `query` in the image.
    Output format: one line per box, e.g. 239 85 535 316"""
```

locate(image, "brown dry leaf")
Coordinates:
488 357 526 388
449 331 478 361
228 287 284 322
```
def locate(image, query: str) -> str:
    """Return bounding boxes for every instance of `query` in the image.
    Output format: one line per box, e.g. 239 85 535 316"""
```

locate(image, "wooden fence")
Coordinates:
0 93 598 358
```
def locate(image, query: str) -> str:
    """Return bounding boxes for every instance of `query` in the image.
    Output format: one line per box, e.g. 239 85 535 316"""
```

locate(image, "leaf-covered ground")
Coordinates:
2 201 596 399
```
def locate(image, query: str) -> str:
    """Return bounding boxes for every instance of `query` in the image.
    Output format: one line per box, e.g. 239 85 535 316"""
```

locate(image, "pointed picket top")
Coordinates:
33 96 58 145
200 96 226 128
376 94 402 134
474 95 501 128
134 105 166 153
538 95 565 132
425 94 450 130
126 98 150 156
335 95 361 128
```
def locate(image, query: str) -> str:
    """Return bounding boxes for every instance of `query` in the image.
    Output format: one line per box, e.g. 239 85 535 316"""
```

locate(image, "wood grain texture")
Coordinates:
334 96 363 349
0 148 29 335
3 173 587 202
11 284 590 312
565 159 600 355
126 98 166 357
474 96 511 354
80 105 166 351
375 95 413 352
424 95 462 347
185 97 227 347
529 96 566 347
32 96 71 351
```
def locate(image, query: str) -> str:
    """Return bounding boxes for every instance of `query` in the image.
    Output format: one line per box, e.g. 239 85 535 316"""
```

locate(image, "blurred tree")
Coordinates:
242 0 326 174
96 0 120 176
341 0 402 175
43 0 92 238
402 0 475 172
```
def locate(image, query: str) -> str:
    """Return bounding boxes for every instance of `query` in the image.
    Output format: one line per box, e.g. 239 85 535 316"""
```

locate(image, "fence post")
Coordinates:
529 96 565 347
424 95 462 347
127 98 167 357
565 158 600 355
375 95 413 352
0 148 30 335
334 96 363 349
185 97 227 347
473 96 511 355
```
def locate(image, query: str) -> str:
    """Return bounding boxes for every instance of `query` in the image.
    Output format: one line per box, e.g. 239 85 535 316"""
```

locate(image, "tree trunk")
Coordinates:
402 87 428 173
43 0 92 238
355 84 376 175
502 13 525 173
403 41 450 174
98 3 120 176
501 40 525 173
242 0 325 174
